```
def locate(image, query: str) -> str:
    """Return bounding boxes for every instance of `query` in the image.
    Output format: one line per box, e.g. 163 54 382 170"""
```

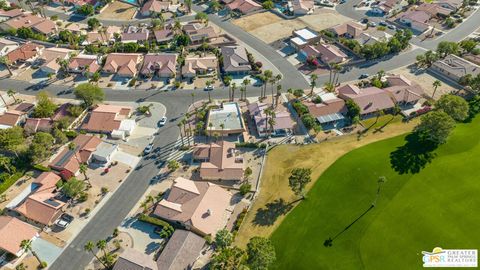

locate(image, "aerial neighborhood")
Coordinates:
0 0 479 269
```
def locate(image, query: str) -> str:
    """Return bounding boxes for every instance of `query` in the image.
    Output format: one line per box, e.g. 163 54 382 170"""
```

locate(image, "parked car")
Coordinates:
387 24 396 30
379 21 387 26
158 116 167 127
340 0 347 3
359 73 369 79
55 213 74 228
367 21 376 27
361 18 369 24
144 143 154 155
204 85 213 91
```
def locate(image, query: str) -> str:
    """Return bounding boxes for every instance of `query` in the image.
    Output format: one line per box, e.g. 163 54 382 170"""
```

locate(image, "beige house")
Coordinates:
431 54 480 81
181 55 218 78
153 177 233 236
38 47 75 74
193 141 244 181
0 216 39 257
103 53 143 77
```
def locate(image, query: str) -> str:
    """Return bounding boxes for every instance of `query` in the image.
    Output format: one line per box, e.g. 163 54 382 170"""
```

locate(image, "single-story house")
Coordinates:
0 102 34 129
121 26 149 43
247 102 294 137
355 31 390 46
140 0 172 16
338 84 395 117
300 43 348 64
154 28 174 44
384 75 424 105
183 23 218 45
24 103 77 134
112 247 157 270
431 54 480 81
370 0 401 15
103 53 143 77
0 37 18 56
206 102 246 135
68 54 101 75
221 46 251 75
6 42 44 66
193 140 244 181
156 230 205 270
15 172 65 226
397 10 431 33
0 8 23 22
329 22 364 39
140 53 177 78
38 47 74 74
83 26 121 45
182 55 218 78
416 3 452 17
49 134 102 179
224 0 262 14
91 141 118 165
434 0 463 12
0 216 39 257
292 0 315 15
154 177 233 236
290 28 320 50
82 104 136 139
305 93 347 127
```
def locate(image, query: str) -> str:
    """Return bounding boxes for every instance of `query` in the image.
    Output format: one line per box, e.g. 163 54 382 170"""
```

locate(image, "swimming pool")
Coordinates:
120 0 138 6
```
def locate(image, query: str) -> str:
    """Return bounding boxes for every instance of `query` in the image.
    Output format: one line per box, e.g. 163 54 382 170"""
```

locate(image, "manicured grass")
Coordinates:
234 119 419 247
269 116 480 269
0 172 24 195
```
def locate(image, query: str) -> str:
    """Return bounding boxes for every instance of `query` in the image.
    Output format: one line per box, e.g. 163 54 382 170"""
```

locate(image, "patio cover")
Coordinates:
317 113 345 124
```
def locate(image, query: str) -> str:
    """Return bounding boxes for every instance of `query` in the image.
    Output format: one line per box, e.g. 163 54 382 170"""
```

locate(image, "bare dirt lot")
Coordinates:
233 9 351 44
98 1 137 20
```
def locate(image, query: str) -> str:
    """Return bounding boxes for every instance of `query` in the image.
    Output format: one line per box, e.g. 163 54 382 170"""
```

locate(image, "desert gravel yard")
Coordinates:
233 9 351 44
390 66 461 99
98 1 137 20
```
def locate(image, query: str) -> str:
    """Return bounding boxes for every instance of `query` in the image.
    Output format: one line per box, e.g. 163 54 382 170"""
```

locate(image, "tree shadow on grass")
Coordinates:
390 133 438 175
253 198 294 227
324 205 374 247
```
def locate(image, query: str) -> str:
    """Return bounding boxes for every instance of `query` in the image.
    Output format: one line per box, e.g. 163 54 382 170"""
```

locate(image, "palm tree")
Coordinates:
184 0 192 13
263 70 273 98
275 84 282 108
231 82 237 101
206 80 212 102
173 19 182 34
269 77 276 103
310 74 318 96
84 241 108 268
208 122 213 142
0 155 12 174
432 80 442 99
79 163 93 187
7 89 17 104
177 123 184 146
220 123 225 141
20 240 43 266
264 107 273 137
242 78 251 100
0 56 13 77
373 109 384 126
96 239 108 258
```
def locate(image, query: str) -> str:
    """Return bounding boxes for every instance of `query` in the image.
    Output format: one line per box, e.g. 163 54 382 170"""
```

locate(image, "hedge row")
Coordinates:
0 172 24 195
235 142 267 149
138 213 170 228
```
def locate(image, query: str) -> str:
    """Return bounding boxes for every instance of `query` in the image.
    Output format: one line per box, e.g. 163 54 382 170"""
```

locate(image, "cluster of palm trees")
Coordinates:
325 62 342 92
140 193 163 213
256 70 283 106
263 106 277 137
84 239 117 268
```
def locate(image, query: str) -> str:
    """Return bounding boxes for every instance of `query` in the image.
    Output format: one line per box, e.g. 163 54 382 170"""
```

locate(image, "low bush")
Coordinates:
139 213 170 228
235 142 266 148
33 164 51 172
64 130 78 138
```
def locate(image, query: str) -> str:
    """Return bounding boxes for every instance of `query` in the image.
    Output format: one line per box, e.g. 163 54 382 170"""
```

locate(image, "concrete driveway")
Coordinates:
112 151 141 168
120 217 164 256
32 238 63 266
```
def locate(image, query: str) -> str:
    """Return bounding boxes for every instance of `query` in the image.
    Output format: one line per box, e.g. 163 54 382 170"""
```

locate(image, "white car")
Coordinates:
158 116 167 127
144 143 154 155
55 214 74 228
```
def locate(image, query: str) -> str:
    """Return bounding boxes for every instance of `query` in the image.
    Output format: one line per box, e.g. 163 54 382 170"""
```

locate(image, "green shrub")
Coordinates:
128 78 137 87
239 182 252 196
138 213 171 227
33 164 51 172
78 192 88 202
40 261 47 269
55 180 64 189
64 130 78 138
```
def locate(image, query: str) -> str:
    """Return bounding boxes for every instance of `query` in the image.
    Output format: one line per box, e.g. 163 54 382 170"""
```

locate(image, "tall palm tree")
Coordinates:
84 241 108 268
177 123 184 146
20 240 42 266
79 163 93 187
220 123 225 141
96 239 108 258
263 70 272 98
269 77 276 103
0 155 12 174
206 80 212 102
310 74 318 96
242 78 251 100
0 56 13 77
184 0 192 13
231 82 237 101
432 80 442 99
7 89 17 104
275 84 282 108
208 122 213 142
264 107 273 137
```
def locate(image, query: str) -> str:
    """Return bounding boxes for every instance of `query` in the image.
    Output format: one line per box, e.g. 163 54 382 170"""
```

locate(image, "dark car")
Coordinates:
359 73 369 79
55 213 74 228
361 18 369 24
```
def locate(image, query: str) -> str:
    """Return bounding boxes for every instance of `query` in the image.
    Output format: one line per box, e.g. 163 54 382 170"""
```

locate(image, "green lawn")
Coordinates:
270 115 480 269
